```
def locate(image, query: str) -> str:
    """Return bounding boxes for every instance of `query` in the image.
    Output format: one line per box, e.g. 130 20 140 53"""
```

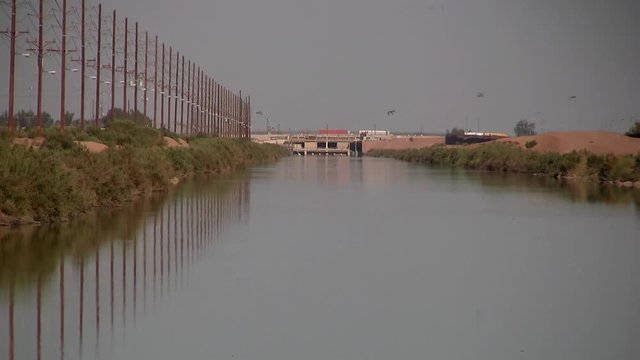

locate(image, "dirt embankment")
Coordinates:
164 137 189 148
363 136 443 153
496 131 640 156
76 141 109 153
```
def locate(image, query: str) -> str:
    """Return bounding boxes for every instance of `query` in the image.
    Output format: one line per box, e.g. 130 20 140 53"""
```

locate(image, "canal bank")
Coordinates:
368 141 640 186
0 121 288 226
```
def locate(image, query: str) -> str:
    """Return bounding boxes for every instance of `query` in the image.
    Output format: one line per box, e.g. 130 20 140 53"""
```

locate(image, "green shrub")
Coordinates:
0 122 288 224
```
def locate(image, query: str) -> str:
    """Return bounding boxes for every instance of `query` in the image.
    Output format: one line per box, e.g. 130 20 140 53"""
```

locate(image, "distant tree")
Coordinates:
64 111 74 126
1 110 54 128
514 119 536 137
626 121 640 138
100 108 151 128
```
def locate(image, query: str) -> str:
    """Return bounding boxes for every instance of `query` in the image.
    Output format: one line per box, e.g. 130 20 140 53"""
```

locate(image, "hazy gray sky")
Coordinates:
1 0 639 133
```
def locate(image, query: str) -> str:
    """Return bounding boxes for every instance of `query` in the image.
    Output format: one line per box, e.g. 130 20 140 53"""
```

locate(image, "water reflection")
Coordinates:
279 157 639 208
0 176 250 360
467 171 640 206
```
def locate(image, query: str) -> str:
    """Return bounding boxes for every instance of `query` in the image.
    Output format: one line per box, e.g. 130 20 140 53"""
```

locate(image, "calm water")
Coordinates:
1 157 639 360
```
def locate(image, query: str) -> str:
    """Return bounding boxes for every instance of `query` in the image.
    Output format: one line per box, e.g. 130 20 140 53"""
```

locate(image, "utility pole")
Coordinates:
110 9 116 123
94 4 102 126
59 0 67 131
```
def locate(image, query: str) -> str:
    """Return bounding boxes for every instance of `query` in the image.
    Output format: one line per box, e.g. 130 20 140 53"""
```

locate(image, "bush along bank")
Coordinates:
368 143 640 185
0 121 289 225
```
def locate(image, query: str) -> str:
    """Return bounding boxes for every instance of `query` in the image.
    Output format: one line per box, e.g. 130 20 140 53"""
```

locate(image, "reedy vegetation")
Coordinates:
368 143 640 182
0 121 288 224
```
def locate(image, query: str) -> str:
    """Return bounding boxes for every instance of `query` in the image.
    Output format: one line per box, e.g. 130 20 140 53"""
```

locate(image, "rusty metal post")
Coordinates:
186 59 191 135
225 87 229 138
144 31 148 124
206 76 211 134
60 0 67 131
213 81 217 136
94 4 101 126
180 55 184 134
36 0 44 135
161 43 165 129
209 78 213 135
5 0 17 135
78 0 85 129
191 62 195 135
217 83 221 137
174 51 178 133
110 10 116 124
168 46 172 131
196 66 200 133
134 22 138 121
213 80 217 136
225 88 228 137
203 76 208 134
153 35 157 128
123 17 128 114
220 86 223 137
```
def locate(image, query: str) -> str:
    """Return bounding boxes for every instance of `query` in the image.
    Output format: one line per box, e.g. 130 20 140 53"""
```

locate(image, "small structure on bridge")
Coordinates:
287 131 362 156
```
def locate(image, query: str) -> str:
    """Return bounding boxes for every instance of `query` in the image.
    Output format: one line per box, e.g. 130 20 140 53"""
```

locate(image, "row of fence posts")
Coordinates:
1 0 251 139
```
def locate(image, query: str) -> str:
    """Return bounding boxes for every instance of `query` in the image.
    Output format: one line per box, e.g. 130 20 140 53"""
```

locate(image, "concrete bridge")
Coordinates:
287 134 362 156
252 133 445 156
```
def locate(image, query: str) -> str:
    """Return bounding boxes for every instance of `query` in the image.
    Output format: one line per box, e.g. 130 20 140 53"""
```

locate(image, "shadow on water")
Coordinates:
0 173 250 360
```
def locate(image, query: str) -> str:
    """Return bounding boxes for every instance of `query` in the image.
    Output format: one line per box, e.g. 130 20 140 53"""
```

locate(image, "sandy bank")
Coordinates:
164 136 189 148
363 136 443 153
496 131 640 155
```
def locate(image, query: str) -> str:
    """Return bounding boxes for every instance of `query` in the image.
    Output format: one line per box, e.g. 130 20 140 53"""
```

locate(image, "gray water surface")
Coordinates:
1 157 639 360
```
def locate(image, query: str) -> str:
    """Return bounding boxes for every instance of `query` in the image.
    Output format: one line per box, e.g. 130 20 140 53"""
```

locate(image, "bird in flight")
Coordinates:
476 91 485 98
387 110 396 116
256 111 263 115
569 95 577 100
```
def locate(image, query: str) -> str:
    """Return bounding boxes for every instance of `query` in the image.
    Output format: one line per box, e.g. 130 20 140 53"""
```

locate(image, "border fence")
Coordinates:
0 0 251 139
